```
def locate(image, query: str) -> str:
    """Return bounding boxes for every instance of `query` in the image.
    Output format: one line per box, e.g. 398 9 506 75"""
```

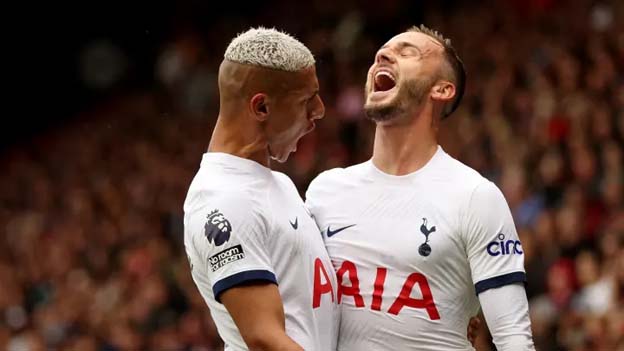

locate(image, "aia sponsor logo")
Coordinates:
313 260 440 320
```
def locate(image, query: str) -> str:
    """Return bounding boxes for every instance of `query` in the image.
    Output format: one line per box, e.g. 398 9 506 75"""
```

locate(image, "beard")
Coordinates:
364 76 435 123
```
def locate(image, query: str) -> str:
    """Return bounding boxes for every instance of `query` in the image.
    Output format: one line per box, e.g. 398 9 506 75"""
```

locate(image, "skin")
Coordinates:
220 282 302 350
364 31 455 175
210 59 324 351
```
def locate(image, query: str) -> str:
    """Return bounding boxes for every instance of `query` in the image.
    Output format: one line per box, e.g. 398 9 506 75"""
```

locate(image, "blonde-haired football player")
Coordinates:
184 27 337 351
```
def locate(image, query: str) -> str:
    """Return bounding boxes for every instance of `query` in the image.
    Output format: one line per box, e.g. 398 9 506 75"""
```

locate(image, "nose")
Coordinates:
309 94 325 121
375 47 395 64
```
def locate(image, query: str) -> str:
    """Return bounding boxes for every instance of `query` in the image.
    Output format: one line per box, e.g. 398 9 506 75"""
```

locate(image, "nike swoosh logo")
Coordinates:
326 224 356 237
290 217 298 230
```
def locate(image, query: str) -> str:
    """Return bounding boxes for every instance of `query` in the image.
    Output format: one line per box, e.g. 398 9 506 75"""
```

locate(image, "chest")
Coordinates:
318 185 467 269
269 185 326 259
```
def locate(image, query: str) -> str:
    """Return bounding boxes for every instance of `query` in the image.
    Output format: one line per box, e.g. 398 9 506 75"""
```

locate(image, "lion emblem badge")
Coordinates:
204 209 232 246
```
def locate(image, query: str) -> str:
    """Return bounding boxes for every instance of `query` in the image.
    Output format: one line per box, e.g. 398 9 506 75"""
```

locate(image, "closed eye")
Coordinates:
400 46 420 57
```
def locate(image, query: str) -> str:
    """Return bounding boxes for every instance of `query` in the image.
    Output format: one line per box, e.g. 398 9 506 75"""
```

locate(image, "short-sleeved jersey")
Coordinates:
306 146 526 351
184 153 338 351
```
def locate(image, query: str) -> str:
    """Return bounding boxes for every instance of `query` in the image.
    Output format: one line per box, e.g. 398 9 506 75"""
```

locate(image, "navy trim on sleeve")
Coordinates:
213 270 277 303
475 272 526 295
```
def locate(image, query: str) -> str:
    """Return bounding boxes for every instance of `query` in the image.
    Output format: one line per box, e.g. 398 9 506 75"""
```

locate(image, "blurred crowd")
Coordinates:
2 0 624 350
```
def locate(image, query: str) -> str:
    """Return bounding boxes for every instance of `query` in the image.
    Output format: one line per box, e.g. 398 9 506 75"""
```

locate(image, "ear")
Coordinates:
430 81 456 104
250 93 270 121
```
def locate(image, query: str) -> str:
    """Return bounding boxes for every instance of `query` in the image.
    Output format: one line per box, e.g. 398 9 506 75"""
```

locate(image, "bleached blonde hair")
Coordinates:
224 27 315 72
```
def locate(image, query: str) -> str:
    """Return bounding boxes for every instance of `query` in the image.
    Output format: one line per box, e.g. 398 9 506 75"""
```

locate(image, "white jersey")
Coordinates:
184 153 339 351
306 146 526 351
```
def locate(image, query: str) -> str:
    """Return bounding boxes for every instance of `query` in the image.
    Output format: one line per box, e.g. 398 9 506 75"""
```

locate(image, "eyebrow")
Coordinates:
380 41 423 54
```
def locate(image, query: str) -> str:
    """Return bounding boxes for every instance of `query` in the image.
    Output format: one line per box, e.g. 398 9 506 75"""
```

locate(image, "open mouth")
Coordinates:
305 122 315 134
373 71 396 92
291 123 316 153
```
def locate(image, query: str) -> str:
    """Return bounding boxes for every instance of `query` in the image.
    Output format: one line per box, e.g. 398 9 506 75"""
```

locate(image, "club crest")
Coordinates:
418 218 436 257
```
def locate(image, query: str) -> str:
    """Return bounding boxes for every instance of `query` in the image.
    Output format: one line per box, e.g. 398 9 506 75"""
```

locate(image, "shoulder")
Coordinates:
437 150 489 191
307 162 369 198
184 177 270 238
422 150 492 213
186 182 264 212
467 180 509 212
460 178 514 242
307 168 342 195
184 159 271 212
271 171 299 194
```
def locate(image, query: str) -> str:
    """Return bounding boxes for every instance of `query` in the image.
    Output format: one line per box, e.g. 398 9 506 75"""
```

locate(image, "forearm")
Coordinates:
478 283 535 351
221 283 303 351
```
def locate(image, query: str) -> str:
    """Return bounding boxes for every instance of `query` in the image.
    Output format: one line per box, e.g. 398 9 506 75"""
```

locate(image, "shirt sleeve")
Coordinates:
463 181 526 294
478 283 536 350
186 193 277 303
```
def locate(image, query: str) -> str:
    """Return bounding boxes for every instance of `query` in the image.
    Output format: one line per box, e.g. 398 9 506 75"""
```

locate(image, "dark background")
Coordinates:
9 0 431 148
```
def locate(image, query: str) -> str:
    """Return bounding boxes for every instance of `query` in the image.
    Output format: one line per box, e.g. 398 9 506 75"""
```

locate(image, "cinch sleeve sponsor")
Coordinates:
463 181 526 294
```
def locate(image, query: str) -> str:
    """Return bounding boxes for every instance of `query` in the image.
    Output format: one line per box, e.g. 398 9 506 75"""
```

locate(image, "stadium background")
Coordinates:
2 0 623 350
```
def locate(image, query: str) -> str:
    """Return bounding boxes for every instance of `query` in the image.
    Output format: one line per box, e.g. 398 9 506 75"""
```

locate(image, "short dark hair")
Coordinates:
407 24 466 119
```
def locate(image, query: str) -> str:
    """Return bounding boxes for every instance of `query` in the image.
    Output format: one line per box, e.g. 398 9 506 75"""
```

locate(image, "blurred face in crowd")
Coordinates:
364 31 452 123
259 67 325 163
575 251 600 287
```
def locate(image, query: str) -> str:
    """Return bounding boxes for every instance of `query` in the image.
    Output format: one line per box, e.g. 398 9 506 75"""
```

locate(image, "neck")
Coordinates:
208 114 270 167
371 109 439 176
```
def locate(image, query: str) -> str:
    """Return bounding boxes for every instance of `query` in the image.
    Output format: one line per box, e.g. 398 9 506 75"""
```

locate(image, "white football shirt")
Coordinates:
306 146 526 351
184 153 339 351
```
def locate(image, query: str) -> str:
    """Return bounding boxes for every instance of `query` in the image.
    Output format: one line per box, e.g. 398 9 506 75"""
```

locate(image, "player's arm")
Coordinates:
467 315 484 347
478 283 533 351
221 282 303 350
463 181 535 351
188 194 302 350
